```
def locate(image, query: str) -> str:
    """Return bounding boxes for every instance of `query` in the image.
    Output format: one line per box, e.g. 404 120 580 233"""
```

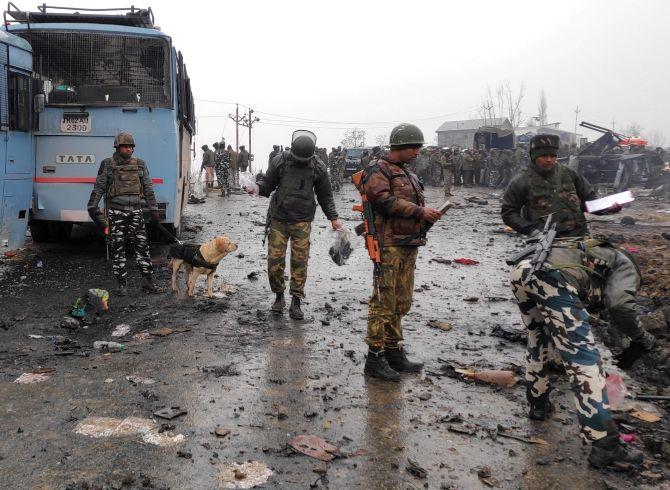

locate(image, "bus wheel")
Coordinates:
29 221 51 242
49 222 73 242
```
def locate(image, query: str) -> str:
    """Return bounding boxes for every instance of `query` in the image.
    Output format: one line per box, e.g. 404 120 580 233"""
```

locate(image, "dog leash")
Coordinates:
156 223 184 246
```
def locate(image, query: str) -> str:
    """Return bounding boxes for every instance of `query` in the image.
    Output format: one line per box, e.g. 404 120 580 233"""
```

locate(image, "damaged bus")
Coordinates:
0 27 34 250
5 4 195 241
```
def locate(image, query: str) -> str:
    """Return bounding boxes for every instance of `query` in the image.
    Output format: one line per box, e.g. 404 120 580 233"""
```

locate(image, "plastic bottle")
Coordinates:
93 341 126 353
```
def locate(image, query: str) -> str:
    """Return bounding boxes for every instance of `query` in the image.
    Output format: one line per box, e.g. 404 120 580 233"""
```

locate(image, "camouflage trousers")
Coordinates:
267 220 311 299
442 168 453 196
366 246 418 349
215 162 231 194
108 209 153 279
511 260 614 442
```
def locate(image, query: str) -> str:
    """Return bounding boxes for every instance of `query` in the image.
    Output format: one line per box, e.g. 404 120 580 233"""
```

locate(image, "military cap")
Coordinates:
529 134 560 160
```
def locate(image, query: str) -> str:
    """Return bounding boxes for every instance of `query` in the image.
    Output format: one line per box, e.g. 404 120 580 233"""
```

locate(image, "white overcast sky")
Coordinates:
24 0 670 170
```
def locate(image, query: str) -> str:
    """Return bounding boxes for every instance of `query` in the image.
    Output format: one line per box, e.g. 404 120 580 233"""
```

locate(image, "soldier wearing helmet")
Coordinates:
87 131 160 295
362 123 444 382
243 130 342 320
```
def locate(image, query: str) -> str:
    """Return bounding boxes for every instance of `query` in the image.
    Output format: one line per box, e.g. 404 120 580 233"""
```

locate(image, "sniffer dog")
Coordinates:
169 235 238 298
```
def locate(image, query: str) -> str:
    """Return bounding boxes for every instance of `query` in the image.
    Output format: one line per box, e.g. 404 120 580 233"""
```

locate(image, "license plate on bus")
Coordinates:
60 113 91 133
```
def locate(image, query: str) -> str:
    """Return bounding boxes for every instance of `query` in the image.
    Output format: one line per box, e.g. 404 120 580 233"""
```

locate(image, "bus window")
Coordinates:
24 31 171 108
8 72 29 131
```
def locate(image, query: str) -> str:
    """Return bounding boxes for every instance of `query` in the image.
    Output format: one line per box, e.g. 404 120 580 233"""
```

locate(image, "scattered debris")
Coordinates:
203 364 240 377
456 369 518 387
246 271 259 281
74 416 185 446
629 410 661 423
428 319 453 331
14 368 55 384
93 341 126 353
60 316 81 330
490 325 526 344
430 257 452 265
27 334 44 339
153 407 188 420
466 197 489 205
219 284 237 295
288 434 340 462
454 258 479 265
477 466 498 487
463 296 480 303
406 458 427 479
111 324 132 337
132 331 151 341
215 427 231 438
125 375 155 385
218 461 273 489
149 326 191 337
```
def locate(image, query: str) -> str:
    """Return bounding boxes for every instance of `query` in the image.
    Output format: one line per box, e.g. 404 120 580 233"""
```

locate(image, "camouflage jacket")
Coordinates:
501 163 596 237
365 158 426 247
87 152 158 212
201 149 215 168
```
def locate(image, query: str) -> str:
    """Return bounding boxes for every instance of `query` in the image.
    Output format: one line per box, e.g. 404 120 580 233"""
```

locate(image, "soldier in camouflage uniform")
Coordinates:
87 132 160 296
505 134 649 468
213 141 231 197
441 148 454 196
248 130 341 319
363 123 443 382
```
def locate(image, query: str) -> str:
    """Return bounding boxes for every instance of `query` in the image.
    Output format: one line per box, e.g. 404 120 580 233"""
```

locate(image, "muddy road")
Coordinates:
0 184 668 489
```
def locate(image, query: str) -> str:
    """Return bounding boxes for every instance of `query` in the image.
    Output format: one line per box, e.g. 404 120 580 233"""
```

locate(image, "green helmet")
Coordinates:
389 123 425 148
114 132 135 147
529 134 560 161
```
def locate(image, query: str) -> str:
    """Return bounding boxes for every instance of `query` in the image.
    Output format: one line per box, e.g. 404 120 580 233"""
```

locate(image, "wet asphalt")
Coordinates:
0 183 661 489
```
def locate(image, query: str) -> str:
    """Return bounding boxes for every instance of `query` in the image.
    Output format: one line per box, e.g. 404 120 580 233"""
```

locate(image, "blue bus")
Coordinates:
0 27 34 251
6 4 195 241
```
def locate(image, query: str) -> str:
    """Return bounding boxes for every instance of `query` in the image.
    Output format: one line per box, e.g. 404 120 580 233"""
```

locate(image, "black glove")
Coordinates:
150 211 160 224
615 341 651 369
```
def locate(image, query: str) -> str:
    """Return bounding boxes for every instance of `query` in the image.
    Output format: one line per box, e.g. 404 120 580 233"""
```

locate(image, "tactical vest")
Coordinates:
267 153 317 221
524 165 587 237
110 158 144 198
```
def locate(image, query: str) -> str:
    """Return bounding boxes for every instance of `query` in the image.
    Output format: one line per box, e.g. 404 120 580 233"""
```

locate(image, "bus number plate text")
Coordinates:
60 114 91 133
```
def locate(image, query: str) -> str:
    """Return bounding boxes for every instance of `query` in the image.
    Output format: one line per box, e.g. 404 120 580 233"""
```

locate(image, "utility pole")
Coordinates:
573 106 580 146
240 108 260 173
228 104 244 152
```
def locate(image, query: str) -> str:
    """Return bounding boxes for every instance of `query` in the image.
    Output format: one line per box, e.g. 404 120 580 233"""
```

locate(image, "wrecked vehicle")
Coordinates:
575 122 666 191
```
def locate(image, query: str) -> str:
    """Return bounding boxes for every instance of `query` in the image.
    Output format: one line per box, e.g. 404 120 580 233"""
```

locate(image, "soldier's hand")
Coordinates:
331 219 343 231
615 333 656 369
421 207 443 224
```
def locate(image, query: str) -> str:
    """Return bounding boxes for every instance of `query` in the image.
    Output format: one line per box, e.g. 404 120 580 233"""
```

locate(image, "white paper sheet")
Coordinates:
585 190 634 213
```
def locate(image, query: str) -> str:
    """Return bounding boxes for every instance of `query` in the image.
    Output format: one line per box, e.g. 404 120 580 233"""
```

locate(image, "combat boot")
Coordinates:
385 346 424 372
364 348 400 382
588 434 644 469
528 398 555 421
115 277 128 296
141 274 161 294
271 293 285 313
289 296 304 320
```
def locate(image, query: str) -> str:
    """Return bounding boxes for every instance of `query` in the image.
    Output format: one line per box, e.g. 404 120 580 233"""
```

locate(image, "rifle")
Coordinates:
351 170 382 300
521 214 557 285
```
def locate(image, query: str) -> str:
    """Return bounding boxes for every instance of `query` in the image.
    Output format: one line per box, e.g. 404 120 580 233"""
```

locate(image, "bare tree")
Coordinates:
537 89 548 126
623 122 643 137
504 81 525 128
645 129 666 148
478 81 525 128
341 128 366 148
374 133 389 146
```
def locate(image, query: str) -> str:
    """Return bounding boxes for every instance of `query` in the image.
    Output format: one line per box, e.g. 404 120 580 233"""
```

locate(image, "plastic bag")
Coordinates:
606 372 628 410
189 171 206 200
329 228 354 266
239 171 259 195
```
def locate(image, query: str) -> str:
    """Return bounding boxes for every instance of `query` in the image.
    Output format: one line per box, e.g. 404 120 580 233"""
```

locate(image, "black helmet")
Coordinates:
114 132 135 147
389 123 424 149
529 134 560 161
290 130 317 162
